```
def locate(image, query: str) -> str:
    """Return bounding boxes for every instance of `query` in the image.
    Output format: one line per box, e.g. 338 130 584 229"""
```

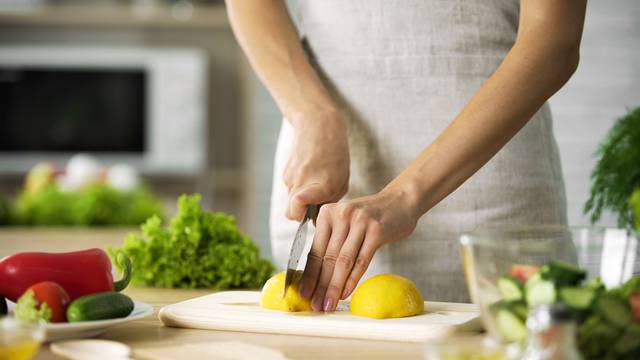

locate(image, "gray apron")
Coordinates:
269 0 567 302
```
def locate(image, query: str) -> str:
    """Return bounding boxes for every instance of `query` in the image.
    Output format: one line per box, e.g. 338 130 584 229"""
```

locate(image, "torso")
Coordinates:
270 0 567 302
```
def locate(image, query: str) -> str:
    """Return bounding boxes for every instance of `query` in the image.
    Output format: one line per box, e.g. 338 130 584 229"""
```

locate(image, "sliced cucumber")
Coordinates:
541 260 586 287
495 308 528 343
489 300 507 314
498 276 524 301
511 302 529 320
585 276 604 292
526 280 556 307
489 300 528 320
525 272 543 291
559 286 596 310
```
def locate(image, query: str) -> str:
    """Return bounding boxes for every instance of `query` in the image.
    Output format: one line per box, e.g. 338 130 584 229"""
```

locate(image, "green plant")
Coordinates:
0 194 11 225
585 107 640 229
110 194 274 290
631 189 640 231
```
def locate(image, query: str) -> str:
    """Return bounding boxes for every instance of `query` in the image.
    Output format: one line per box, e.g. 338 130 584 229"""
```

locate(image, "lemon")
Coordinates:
260 271 312 312
350 274 424 319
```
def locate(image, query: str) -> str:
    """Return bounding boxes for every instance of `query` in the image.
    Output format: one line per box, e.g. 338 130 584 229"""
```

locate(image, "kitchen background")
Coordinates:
0 0 638 260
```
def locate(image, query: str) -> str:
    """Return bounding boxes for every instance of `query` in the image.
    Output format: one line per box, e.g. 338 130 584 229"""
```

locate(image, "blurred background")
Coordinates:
0 0 638 259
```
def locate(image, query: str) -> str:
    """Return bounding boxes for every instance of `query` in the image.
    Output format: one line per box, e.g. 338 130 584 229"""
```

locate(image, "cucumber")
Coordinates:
67 292 134 322
495 308 528 343
510 302 529 320
525 272 543 291
526 280 556 307
597 294 632 329
559 286 596 310
489 300 528 320
541 260 586 287
489 300 506 314
585 276 604 292
0 295 6 315
497 276 523 301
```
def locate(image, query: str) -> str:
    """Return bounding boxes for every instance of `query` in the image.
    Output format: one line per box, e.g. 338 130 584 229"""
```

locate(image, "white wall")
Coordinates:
549 0 640 227
242 70 281 259
244 1 640 258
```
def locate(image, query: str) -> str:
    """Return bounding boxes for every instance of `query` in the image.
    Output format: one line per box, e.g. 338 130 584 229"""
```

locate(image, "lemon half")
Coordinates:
350 274 424 319
260 271 312 312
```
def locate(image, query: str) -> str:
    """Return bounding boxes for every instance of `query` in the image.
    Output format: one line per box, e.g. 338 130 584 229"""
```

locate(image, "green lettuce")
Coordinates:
15 291 52 323
0 193 12 225
9 183 163 226
110 194 274 289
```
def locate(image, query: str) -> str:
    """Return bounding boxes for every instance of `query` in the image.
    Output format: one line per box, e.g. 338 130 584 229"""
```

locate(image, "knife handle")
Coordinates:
305 204 319 221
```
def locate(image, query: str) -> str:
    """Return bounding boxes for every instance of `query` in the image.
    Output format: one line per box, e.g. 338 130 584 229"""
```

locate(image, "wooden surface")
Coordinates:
160 291 480 343
0 229 471 359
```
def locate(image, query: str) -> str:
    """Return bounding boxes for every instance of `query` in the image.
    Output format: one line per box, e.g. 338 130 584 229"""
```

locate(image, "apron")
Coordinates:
269 0 567 302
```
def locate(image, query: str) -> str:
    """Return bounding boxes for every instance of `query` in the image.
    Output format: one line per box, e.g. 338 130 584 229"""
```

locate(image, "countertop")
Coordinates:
0 228 427 359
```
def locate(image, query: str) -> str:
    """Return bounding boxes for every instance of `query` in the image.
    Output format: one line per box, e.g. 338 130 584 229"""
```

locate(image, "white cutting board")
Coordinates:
159 291 481 343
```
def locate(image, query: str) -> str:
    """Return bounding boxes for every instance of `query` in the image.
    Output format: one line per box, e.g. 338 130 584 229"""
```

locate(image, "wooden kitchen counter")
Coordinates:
0 229 426 359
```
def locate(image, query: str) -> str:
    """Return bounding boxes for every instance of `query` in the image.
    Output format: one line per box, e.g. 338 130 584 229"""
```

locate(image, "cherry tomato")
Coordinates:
511 264 540 284
28 281 71 323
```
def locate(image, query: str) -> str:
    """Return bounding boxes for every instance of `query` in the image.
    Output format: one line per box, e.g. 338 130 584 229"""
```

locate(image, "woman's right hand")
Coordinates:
284 109 350 221
225 0 349 220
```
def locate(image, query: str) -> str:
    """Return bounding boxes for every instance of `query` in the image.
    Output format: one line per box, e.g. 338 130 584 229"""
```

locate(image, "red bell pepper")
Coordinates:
0 248 131 302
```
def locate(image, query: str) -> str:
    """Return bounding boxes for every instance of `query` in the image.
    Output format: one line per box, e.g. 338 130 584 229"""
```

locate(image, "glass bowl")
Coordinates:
0 317 45 360
424 335 517 360
460 226 639 344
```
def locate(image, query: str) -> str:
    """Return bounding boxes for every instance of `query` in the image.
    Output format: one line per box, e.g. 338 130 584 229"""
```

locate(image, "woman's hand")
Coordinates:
284 110 350 221
226 1 349 222
298 185 422 312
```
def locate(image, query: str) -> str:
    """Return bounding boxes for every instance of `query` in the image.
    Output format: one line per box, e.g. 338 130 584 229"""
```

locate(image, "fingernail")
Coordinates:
323 298 334 312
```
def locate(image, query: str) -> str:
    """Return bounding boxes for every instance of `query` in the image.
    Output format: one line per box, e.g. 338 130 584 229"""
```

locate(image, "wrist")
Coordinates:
381 175 429 220
286 105 345 131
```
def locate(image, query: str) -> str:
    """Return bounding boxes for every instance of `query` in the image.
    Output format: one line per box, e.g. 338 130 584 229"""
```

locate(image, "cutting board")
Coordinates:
159 291 481 343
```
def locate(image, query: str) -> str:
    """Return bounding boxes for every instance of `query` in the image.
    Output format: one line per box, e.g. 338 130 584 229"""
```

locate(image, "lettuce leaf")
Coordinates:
110 194 274 289
9 183 163 226
15 290 52 323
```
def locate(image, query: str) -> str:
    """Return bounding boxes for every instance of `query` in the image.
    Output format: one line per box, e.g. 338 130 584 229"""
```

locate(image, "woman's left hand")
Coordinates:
298 186 422 312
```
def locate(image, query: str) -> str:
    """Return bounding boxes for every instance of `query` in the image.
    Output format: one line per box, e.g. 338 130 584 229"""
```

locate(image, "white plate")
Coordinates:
8 300 153 341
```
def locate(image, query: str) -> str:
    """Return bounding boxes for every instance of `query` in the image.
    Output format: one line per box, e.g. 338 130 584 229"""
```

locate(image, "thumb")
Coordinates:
286 183 328 221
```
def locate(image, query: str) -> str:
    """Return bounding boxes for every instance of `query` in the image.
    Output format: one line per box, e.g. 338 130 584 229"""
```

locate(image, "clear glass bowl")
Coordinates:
460 225 640 343
424 335 516 360
0 317 45 360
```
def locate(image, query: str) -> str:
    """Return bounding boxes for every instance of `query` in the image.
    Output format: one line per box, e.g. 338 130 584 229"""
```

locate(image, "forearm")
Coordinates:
388 3 585 216
226 0 338 126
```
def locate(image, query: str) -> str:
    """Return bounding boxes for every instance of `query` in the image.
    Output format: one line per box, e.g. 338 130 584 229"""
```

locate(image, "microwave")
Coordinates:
0 46 207 175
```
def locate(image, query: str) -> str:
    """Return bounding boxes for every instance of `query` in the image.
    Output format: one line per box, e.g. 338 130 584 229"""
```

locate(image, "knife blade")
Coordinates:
284 204 319 295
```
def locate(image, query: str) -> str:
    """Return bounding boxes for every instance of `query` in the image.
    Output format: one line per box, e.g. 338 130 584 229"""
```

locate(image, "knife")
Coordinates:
284 204 319 295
